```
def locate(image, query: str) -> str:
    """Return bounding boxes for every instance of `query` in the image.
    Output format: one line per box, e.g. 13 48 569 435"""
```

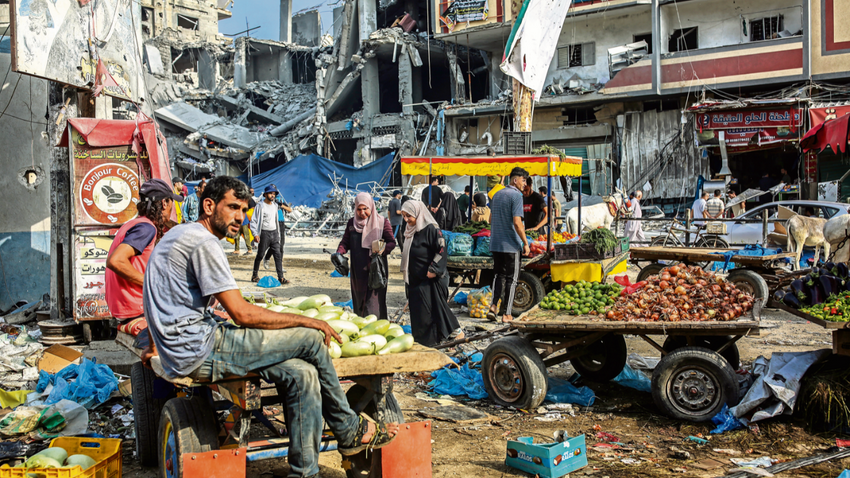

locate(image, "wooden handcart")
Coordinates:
116 331 452 478
479 302 762 422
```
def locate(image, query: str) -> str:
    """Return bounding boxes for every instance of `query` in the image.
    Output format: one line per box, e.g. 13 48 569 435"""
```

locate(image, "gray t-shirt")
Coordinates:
143 223 238 380
388 198 402 226
490 185 525 253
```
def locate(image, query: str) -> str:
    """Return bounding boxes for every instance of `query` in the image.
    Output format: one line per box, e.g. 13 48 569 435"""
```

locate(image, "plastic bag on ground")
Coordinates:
257 276 281 288
611 364 651 393
544 377 595 406
429 363 488 400
710 404 746 434
837 470 850 478
453 291 468 305
0 399 87 439
41 358 119 409
330 269 348 278
467 286 492 318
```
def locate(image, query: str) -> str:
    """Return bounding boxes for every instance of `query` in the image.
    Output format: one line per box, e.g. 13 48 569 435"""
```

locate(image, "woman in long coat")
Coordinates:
337 193 396 320
400 201 462 346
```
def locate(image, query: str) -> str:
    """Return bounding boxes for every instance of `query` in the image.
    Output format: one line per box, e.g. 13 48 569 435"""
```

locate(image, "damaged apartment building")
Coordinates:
136 0 513 181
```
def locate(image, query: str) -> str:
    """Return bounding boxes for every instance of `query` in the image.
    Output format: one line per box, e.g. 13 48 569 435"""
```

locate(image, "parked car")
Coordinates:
715 200 849 245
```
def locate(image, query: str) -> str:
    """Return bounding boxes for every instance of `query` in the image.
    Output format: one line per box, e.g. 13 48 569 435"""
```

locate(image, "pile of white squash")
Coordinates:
253 294 414 358
7 446 96 470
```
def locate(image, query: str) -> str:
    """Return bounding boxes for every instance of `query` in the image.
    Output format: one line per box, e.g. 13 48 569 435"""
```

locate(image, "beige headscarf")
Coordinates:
400 200 439 283
353 192 384 249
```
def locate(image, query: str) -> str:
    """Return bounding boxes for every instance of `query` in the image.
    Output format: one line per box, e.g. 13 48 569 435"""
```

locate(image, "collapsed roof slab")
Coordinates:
155 102 261 150
175 139 249 161
216 94 287 125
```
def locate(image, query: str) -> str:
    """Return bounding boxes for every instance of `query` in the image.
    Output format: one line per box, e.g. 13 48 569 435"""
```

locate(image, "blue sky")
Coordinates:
220 1 337 41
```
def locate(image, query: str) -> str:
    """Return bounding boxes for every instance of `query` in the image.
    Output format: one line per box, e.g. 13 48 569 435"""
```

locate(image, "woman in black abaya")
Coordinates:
440 192 463 231
400 201 462 346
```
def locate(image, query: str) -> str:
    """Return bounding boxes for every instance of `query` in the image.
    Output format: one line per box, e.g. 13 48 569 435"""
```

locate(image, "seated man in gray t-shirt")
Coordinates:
141 177 398 478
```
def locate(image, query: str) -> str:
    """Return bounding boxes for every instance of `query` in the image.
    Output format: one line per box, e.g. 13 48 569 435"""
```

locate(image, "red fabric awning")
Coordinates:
58 118 172 182
800 113 850 153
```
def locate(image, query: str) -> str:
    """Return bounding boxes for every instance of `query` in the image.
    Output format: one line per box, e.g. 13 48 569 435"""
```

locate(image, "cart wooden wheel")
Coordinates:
159 396 219 478
662 336 740 370
342 385 405 478
132 362 175 467
482 336 548 410
570 334 627 382
651 347 739 422
512 272 546 315
637 263 666 282
727 269 769 307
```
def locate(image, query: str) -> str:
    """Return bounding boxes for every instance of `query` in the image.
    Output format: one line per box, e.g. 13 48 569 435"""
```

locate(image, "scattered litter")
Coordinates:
545 377 595 406
620 458 641 465
429 363 488 400
838 439 850 448
611 364 651 393
257 276 282 288
596 432 619 442
714 448 742 455
627 353 660 371
418 405 490 423
670 450 691 460
711 404 746 434
688 436 708 445
731 457 775 468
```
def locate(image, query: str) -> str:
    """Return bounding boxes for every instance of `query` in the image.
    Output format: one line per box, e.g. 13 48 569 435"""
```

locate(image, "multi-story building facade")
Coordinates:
434 0 850 206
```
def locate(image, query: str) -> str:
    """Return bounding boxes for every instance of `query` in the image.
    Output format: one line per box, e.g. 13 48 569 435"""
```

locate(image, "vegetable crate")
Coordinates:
618 237 630 253
553 242 614 261
0 437 122 478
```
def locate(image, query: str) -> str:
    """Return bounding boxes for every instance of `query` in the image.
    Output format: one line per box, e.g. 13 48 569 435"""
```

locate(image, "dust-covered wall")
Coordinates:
0 50 51 311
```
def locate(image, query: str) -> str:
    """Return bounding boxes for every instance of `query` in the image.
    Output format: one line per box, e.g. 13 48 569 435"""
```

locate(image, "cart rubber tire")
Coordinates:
132 362 170 467
651 347 739 422
662 336 740 370
637 263 666 282
651 236 678 248
482 336 548 410
727 269 769 307
570 334 627 382
511 271 546 315
159 396 219 478
342 385 405 478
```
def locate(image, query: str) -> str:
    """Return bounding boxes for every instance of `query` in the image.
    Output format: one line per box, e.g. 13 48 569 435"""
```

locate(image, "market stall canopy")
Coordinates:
400 155 582 177
800 113 850 153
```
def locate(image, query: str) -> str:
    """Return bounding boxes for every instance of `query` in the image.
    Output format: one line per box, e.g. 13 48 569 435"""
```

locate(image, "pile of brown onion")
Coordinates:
606 263 754 322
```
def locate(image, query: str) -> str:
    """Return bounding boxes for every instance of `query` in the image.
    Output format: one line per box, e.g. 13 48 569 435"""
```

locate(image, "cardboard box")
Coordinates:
38 344 84 374
505 435 587 478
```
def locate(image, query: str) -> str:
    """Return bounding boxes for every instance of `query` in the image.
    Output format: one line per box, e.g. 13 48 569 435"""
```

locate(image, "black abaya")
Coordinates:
405 225 460 346
337 218 396 320
440 192 463 231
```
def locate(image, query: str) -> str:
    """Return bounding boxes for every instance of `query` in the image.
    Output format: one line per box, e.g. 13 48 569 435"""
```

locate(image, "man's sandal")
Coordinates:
339 414 397 456
486 310 497 322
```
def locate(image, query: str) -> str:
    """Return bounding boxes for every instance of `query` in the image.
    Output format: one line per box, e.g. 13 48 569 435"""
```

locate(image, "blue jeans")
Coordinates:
191 326 359 477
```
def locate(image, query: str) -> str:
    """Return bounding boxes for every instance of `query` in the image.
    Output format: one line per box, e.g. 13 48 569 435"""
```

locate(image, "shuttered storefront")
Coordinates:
818 151 850 201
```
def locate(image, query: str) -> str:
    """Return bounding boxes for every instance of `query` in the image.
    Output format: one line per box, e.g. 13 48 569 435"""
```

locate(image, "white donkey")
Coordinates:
786 214 830 271
565 191 628 235
824 214 850 263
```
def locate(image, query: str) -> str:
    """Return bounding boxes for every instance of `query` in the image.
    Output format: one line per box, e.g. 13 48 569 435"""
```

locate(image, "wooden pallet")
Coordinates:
628 246 794 267
513 302 761 336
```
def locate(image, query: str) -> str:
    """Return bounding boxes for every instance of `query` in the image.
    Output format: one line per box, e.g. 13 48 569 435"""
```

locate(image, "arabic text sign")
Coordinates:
74 233 114 320
697 109 803 129
442 0 489 23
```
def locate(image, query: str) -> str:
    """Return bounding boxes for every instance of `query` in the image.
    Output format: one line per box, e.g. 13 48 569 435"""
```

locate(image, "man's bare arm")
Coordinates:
215 289 341 345
106 244 144 287
512 216 530 256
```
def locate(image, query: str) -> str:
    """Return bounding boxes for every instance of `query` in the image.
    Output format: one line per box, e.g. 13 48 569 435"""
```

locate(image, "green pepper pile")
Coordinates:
801 291 850 322
453 221 490 234
539 281 623 315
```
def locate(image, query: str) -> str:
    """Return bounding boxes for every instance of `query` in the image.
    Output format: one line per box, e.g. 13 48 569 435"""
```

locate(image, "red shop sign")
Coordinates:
697 109 803 129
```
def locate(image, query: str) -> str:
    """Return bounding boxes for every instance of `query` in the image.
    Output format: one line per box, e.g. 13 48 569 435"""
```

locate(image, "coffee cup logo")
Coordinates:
78 163 140 225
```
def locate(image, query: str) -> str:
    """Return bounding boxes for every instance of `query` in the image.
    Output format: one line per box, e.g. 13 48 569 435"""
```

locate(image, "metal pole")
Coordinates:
468 176 474 221
578 175 583 235
762 209 769 245
547 166 553 255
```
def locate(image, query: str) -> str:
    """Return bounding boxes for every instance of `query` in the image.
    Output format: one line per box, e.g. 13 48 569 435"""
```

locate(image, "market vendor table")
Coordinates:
475 302 761 423
116 331 452 478
769 301 850 357
629 246 795 307
446 252 629 315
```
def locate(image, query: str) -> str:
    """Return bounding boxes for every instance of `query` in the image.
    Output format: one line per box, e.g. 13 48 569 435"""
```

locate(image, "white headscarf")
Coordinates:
353 192 384 249
400 200 439 283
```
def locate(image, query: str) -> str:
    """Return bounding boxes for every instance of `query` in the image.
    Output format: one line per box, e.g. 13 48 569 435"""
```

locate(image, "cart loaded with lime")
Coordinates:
400 154 629 316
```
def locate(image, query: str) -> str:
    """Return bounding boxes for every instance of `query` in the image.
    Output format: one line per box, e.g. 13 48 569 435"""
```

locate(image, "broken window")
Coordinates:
557 43 595 68
177 14 199 31
669 27 698 52
292 52 316 84
749 15 783 41
633 33 652 54
171 48 199 74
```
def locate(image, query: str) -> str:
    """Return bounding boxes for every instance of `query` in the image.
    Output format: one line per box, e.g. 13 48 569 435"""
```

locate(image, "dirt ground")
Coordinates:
123 237 849 477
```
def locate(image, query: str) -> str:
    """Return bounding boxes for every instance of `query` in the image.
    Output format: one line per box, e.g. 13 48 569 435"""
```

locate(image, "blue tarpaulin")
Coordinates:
247 153 395 208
